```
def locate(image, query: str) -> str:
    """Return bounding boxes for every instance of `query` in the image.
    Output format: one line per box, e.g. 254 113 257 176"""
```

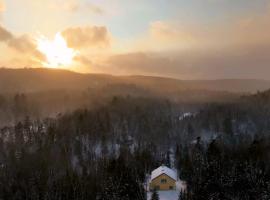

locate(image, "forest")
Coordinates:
2 0 270 198
0 87 270 199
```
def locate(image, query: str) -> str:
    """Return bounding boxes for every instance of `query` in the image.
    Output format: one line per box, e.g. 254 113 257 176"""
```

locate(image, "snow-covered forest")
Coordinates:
0 88 270 199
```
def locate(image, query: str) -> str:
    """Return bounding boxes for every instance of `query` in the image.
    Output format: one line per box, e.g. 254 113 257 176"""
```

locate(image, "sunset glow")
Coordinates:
0 0 270 78
36 33 77 68
0 1 269 198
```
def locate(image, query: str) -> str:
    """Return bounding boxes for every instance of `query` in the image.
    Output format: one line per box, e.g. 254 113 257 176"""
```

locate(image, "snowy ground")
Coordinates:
146 151 186 200
147 181 186 200
147 190 179 200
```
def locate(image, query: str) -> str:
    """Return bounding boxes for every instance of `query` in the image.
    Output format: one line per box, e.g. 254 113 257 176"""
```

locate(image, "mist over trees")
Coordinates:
0 89 270 199
1 69 270 199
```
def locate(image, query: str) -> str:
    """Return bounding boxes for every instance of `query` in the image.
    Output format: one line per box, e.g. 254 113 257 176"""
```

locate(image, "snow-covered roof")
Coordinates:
151 165 177 181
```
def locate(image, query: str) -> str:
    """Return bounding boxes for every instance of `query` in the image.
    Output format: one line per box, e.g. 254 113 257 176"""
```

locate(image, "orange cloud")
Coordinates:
0 25 13 41
8 35 45 61
74 55 92 66
62 26 110 49
0 25 45 63
127 20 198 52
102 7 270 79
67 8 270 79
129 6 270 54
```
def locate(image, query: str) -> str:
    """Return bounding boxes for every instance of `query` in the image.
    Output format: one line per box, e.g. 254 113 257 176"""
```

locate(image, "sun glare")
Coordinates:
37 33 76 68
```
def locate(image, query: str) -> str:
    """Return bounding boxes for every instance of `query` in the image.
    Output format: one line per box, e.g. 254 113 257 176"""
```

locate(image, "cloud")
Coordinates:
1 1 270 79
103 52 194 78
230 12 270 46
61 26 110 49
0 25 13 41
0 24 111 69
74 55 93 66
0 25 45 62
101 46 270 80
112 8 270 79
7 35 45 61
128 20 199 52
133 6 270 52
70 10 270 80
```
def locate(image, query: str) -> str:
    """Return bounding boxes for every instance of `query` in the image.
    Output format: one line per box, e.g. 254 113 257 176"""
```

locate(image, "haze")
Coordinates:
0 0 270 79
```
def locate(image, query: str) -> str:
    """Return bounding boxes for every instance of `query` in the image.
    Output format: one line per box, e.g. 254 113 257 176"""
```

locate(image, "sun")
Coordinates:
36 32 77 68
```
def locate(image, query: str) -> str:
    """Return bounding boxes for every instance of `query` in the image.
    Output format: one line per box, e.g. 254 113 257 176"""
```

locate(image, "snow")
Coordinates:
151 165 177 181
148 191 178 200
179 112 194 121
147 180 187 200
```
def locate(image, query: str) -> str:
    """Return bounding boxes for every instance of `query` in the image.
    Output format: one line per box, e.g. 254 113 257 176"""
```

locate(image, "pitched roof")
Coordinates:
151 165 177 181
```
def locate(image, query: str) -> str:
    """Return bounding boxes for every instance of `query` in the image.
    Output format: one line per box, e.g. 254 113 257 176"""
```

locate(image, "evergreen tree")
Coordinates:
151 189 159 200
178 190 188 200
165 150 171 168
223 116 233 135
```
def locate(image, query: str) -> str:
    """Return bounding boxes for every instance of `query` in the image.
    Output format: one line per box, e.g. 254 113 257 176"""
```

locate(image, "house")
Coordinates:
149 165 177 191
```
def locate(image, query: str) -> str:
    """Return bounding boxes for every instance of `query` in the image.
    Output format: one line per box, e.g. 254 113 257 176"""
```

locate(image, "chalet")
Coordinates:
149 165 177 191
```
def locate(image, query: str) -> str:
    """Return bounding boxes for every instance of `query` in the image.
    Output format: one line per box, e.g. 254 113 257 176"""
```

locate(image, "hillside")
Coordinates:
1 88 270 199
0 68 270 93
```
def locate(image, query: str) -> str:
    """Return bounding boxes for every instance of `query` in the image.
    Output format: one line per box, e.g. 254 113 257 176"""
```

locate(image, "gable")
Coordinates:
151 173 176 182
151 166 177 181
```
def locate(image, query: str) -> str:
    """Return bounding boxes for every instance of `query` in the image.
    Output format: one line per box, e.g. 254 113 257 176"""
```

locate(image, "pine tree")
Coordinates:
178 190 187 200
165 151 171 168
223 116 233 135
151 189 159 200
178 191 182 200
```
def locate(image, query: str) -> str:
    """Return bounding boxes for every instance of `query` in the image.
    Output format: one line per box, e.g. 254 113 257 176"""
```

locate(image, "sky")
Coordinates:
0 0 270 79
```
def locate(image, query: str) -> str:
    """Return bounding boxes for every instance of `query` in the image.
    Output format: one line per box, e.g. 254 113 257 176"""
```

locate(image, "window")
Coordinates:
161 179 167 184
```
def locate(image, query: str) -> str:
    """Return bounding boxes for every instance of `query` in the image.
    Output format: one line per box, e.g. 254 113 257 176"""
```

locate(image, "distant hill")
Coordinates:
241 89 270 107
0 68 269 93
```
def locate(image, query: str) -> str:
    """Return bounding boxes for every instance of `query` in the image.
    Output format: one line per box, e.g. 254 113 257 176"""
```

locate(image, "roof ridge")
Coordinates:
150 165 177 181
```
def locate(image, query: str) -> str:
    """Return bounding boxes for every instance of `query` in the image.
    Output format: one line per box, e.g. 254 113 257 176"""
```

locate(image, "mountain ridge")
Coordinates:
0 68 270 93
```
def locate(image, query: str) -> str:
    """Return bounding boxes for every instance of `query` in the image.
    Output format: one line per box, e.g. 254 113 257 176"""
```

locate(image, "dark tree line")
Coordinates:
0 97 176 199
176 137 270 200
176 90 270 200
0 90 269 199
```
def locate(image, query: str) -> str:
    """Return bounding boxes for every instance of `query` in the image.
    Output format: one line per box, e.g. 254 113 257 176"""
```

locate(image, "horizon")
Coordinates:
1 2 270 199
0 0 270 79
0 67 270 82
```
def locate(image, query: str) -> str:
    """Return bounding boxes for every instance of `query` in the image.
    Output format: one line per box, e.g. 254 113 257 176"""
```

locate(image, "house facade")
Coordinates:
149 165 177 191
